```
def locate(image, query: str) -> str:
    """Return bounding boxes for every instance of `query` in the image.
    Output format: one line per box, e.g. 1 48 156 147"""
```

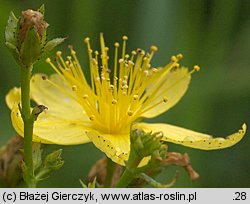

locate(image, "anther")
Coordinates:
131 50 136 55
139 50 145 56
119 59 124 63
174 63 180 68
128 60 134 66
194 65 200 72
84 37 90 44
72 85 78 91
152 68 158 73
163 96 168 103
133 94 139 100
56 51 62 57
89 115 95 121
67 45 73 50
127 110 133 116
177 53 183 59
67 56 72 60
122 85 128 89
122 80 127 86
45 58 51 63
150 45 158 52
171 55 177 62
112 99 117 104
122 35 128 41
114 42 119 47
109 85 114 91
83 94 88 99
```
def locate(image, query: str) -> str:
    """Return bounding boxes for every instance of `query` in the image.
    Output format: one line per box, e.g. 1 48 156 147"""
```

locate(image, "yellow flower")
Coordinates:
6 34 246 165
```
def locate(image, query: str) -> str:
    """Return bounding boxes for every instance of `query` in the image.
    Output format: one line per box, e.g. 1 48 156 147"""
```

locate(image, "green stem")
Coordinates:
20 66 35 187
104 158 116 187
115 156 141 188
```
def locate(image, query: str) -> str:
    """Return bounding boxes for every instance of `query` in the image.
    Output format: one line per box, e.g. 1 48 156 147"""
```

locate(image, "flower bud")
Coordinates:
130 129 163 159
18 9 48 45
5 5 65 68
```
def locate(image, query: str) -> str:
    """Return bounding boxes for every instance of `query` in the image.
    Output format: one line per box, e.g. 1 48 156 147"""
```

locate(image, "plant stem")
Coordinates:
115 156 141 188
20 65 35 187
104 158 115 187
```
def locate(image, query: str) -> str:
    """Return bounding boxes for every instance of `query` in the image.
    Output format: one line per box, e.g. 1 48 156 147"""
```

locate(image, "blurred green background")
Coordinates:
0 0 249 187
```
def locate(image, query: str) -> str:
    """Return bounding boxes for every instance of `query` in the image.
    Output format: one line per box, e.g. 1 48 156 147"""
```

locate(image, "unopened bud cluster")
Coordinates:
5 5 65 68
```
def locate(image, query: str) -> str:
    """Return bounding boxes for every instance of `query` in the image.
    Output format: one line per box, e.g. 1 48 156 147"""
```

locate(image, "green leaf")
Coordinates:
43 37 66 53
5 42 22 66
36 149 64 180
44 149 64 171
37 4 45 15
19 28 42 67
32 143 43 171
21 162 37 187
5 12 18 46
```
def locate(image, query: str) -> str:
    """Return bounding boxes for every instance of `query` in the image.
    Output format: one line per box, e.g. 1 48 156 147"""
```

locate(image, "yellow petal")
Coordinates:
7 73 90 144
86 130 130 165
11 103 91 145
142 67 191 118
86 130 151 166
30 74 86 118
134 123 247 150
6 87 21 109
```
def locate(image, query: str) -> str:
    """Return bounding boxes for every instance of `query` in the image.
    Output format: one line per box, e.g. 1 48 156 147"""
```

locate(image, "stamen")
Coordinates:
130 50 136 61
45 58 51 63
171 55 177 62
137 98 167 116
100 33 108 68
45 34 198 134
114 42 119 86
189 65 201 74
72 85 78 91
148 45 158 63
122 35 128 59
94 51 99 62
194 65 200 72
177 53 183 60
56 51 62 57
151 45 158 52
